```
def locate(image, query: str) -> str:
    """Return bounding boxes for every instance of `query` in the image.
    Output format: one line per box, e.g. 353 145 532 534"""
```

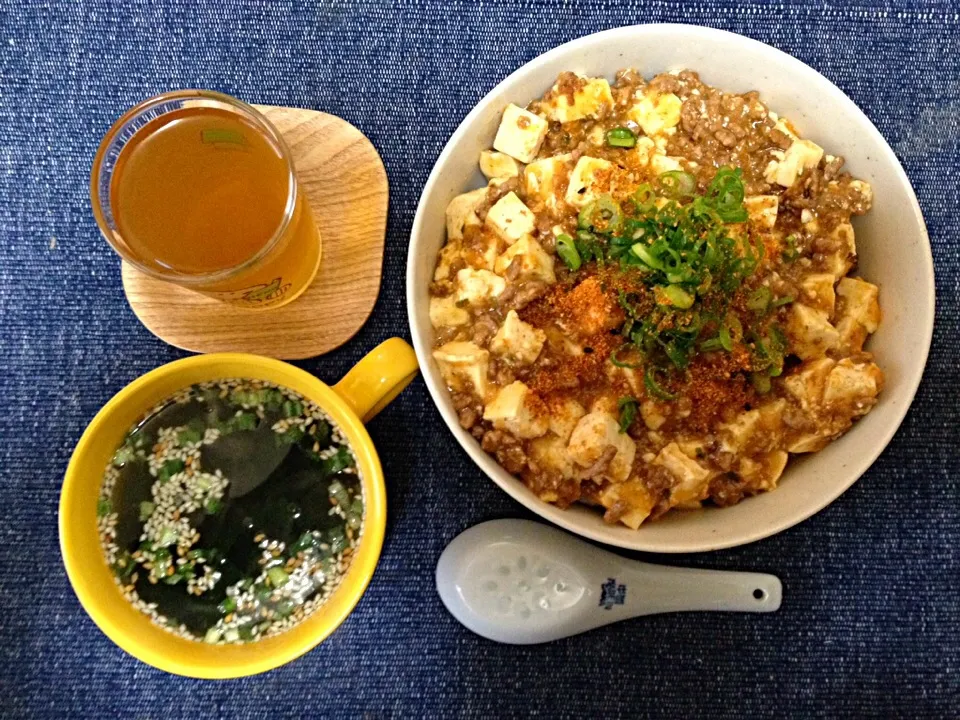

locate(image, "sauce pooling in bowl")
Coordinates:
97 379 363 644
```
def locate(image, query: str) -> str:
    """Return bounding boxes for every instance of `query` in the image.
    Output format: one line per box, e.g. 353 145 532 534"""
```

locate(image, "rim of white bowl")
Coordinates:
407 23 935 552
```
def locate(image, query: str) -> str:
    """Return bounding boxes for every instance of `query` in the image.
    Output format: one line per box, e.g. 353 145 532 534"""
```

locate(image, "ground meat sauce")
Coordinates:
429 68 884 529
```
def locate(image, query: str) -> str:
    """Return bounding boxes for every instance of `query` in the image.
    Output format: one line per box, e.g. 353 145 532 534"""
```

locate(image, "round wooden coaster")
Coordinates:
121 105 387 360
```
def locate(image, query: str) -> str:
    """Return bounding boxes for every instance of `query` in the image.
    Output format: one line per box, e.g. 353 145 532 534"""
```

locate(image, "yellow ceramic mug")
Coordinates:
60 338 418 678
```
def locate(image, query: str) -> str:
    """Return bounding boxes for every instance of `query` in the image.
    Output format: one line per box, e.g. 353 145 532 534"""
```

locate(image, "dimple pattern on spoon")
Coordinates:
458 541 585 622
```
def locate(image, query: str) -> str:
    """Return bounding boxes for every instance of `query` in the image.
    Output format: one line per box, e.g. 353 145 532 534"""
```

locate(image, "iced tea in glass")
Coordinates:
92 91 320 310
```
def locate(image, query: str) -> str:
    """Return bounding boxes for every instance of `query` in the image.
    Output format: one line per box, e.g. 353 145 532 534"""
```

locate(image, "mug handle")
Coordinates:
332 338 419 422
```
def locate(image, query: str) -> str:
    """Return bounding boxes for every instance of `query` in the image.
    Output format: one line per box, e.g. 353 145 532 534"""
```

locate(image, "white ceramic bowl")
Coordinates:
407 24 935 552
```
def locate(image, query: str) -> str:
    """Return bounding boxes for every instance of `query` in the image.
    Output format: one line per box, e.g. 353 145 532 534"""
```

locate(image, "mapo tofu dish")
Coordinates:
429 69 883 529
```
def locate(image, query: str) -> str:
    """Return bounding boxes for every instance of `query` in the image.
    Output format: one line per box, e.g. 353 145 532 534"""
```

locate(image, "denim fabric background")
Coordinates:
1 0 958 717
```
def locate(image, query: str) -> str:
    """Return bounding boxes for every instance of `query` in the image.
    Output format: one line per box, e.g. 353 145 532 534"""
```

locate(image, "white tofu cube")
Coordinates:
482 381 549 439
432 341 489 397
455 268 505 306
433 242 461 281
565 156 616 208
788 433 831 454
717 410 761 454
429 295 470 328
545 397 586 442
676 439 709 460
494 236 556 284
485 191 536 245
528 435 576 481
836 277 880 333
836 318 867 355
800 273 837 315
493 104 548 163
462 231 500 273
445 188 487 242
541 76 613 123
633 136 657 167
628 91 683 136
786 303 840 359
523 154 572 214
737 451 788 491
600 480 657 529
823 222 857 278
567 411 636 483
743 195 779 231
823 359 883 416
764 139 824 187
479 150 521 180
649 153 683 176
640 400 668 430
849 179 873 209
490 309 546 366
782 357 835 413
773 117 799 141
606 364 644 397
653 442 712 506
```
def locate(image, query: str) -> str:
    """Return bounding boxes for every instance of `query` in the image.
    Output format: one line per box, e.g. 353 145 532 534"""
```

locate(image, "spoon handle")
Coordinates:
607 562 782 616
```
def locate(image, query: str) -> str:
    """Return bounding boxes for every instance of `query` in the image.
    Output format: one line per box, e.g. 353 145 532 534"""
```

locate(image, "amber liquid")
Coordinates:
110 106 320 308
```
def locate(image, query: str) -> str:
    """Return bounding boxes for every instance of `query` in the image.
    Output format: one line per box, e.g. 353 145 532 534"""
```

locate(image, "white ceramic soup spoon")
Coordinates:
436 519 782 644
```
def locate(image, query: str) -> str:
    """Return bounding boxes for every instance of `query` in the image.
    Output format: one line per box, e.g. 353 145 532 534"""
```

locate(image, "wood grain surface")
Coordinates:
121 105 388 359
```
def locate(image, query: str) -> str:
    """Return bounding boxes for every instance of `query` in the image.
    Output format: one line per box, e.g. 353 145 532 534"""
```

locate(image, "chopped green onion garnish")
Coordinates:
578 194 621 235
658 170 696 199
631 242 665 270
267 567 289 588
157 458 185 483
157 527 178 547
97 497 111 517
606 126 637 148
782 234 801 262
291 531 317 554
699 337 725 353
328 480 351 507
719 324 733 351
275 600 295 618
725 314 744 342
555 233 581 271
218 597 237 614
282 399 303 417
328 529 347 554
138 501 155 521
772 295 794 307
617 396 638 433
234 412 257 431
660 284 695 309
644 366 676 401
631 183 657 212
322 447 354 476
177 427 203 446
752 372 772 394
747 286 772 313
610 343 645 369
703 166 748 222
112 446 136 467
